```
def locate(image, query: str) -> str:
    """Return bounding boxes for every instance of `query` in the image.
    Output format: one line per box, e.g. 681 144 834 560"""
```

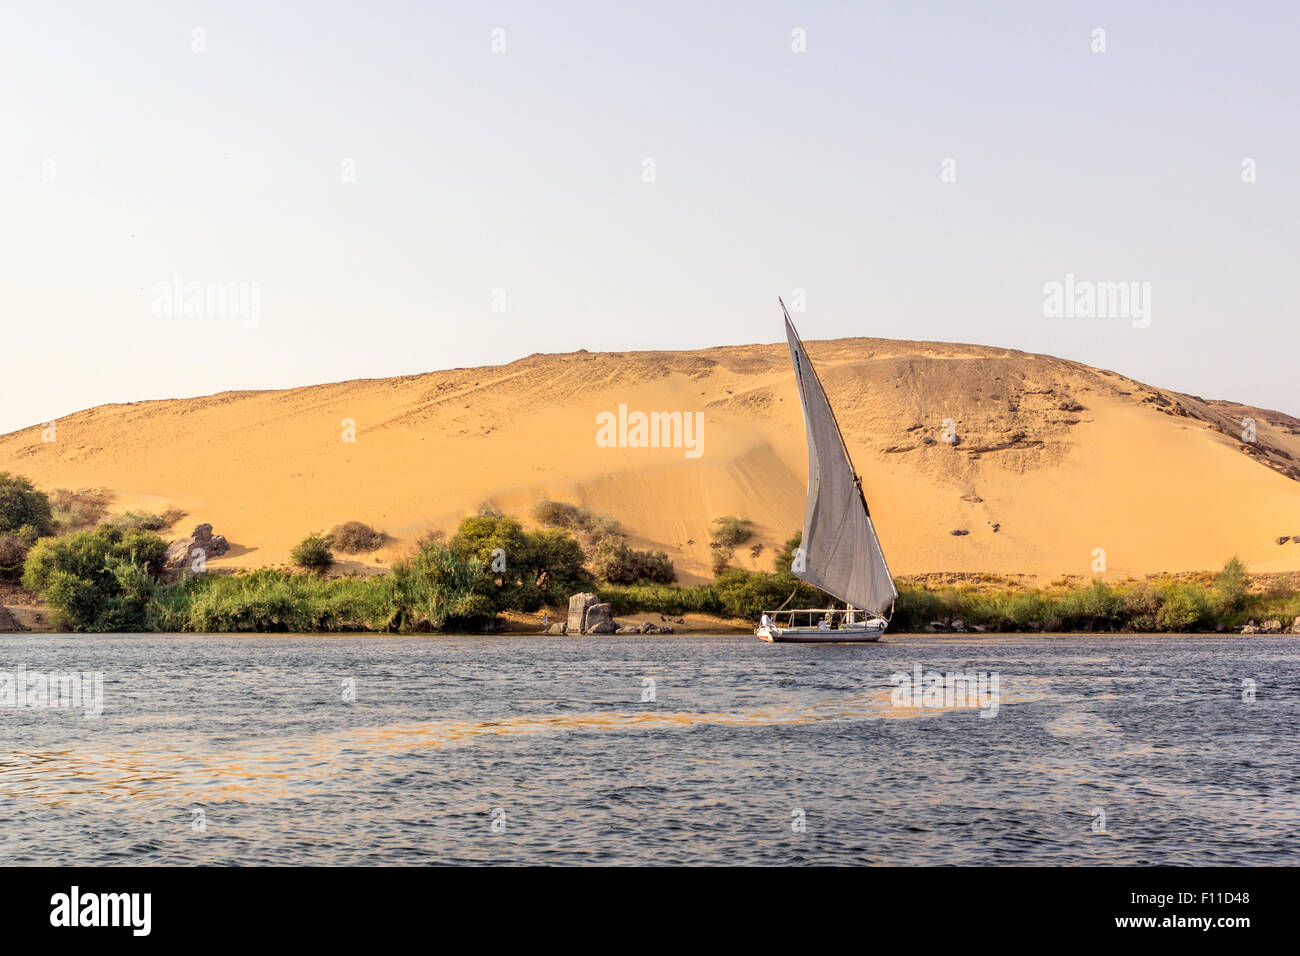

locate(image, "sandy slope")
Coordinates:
3 337 1299 584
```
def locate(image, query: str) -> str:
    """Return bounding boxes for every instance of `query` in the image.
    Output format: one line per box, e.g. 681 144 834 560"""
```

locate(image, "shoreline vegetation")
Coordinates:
2 474 1298 635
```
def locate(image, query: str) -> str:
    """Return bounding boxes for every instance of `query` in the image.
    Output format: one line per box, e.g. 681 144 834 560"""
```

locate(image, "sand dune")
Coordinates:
3 337 1299 584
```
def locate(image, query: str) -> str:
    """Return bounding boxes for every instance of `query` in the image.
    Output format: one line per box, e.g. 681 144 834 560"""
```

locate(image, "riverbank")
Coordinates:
6 572 1298 635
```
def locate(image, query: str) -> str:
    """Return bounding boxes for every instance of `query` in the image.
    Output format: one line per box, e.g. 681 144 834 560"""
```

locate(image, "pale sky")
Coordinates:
2 0 1296 436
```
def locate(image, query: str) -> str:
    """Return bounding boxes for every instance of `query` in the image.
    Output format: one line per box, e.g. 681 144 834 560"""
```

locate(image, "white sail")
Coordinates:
784 308 898 617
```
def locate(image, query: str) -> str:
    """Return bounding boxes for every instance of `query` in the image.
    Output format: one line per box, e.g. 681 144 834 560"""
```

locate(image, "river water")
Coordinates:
1 633 1296 865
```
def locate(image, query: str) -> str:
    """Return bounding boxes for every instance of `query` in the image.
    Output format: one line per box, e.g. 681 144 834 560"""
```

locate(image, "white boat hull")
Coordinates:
756 622 885 643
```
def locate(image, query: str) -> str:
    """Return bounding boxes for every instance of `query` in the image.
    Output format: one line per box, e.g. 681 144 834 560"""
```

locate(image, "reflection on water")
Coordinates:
1 633 1297 864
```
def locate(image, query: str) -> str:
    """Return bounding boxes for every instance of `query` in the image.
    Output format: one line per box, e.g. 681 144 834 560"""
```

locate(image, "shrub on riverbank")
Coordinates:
291 533 334 572
48 488 113 531
21 524 168 630
531 499 674 585
147 543 504 632
18 497 1296 634
598 581 722 616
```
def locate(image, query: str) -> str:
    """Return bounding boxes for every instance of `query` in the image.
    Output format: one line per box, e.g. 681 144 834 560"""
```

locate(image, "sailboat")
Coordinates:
756 301 898 643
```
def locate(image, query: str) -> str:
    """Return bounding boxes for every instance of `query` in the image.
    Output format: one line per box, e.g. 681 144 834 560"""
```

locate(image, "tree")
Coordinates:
451 512 591 609
0 472 54 538
516 527 591 602
1214 556 1250 611
450 512 526 569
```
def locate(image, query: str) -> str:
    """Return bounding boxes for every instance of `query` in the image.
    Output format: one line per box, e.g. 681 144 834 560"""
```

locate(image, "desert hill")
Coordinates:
3 337 1299 584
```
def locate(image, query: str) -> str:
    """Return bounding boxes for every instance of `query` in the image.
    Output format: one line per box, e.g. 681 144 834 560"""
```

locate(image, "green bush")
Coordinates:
106 510 168 532
22 524 168 630
0 472 54 537
599 582 721 616
150 541 510 633
1053 580 1125 631
531 499 620 539
1120 583 1161 632
1157 581 1210 632
156 570 374 633
377 542 502 631
531 499 584 530
892 586 946 630
712 566 792 618
291 533 334 572
711 516 754 550
588 535 675 585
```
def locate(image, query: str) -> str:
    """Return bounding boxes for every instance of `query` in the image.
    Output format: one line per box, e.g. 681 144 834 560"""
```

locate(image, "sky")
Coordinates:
2 0 1296 435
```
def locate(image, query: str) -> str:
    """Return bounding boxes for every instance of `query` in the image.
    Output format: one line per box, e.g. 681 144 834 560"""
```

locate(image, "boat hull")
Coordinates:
756 624 885 643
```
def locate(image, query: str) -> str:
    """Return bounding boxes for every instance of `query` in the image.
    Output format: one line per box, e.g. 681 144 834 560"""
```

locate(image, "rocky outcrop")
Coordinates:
584 603 616 634
1239 619 1293 634
167 523 230 569
566 592 616 634
613 621 676 634
567 592 597 633
546 622 567 635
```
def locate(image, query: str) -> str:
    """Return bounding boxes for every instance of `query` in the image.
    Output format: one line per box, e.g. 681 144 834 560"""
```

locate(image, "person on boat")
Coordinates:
818 616 829 631
759 612 774 630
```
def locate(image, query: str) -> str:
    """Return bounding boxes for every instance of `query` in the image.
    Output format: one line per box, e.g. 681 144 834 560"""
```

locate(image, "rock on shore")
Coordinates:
166 523 230 569
566 592 617 634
